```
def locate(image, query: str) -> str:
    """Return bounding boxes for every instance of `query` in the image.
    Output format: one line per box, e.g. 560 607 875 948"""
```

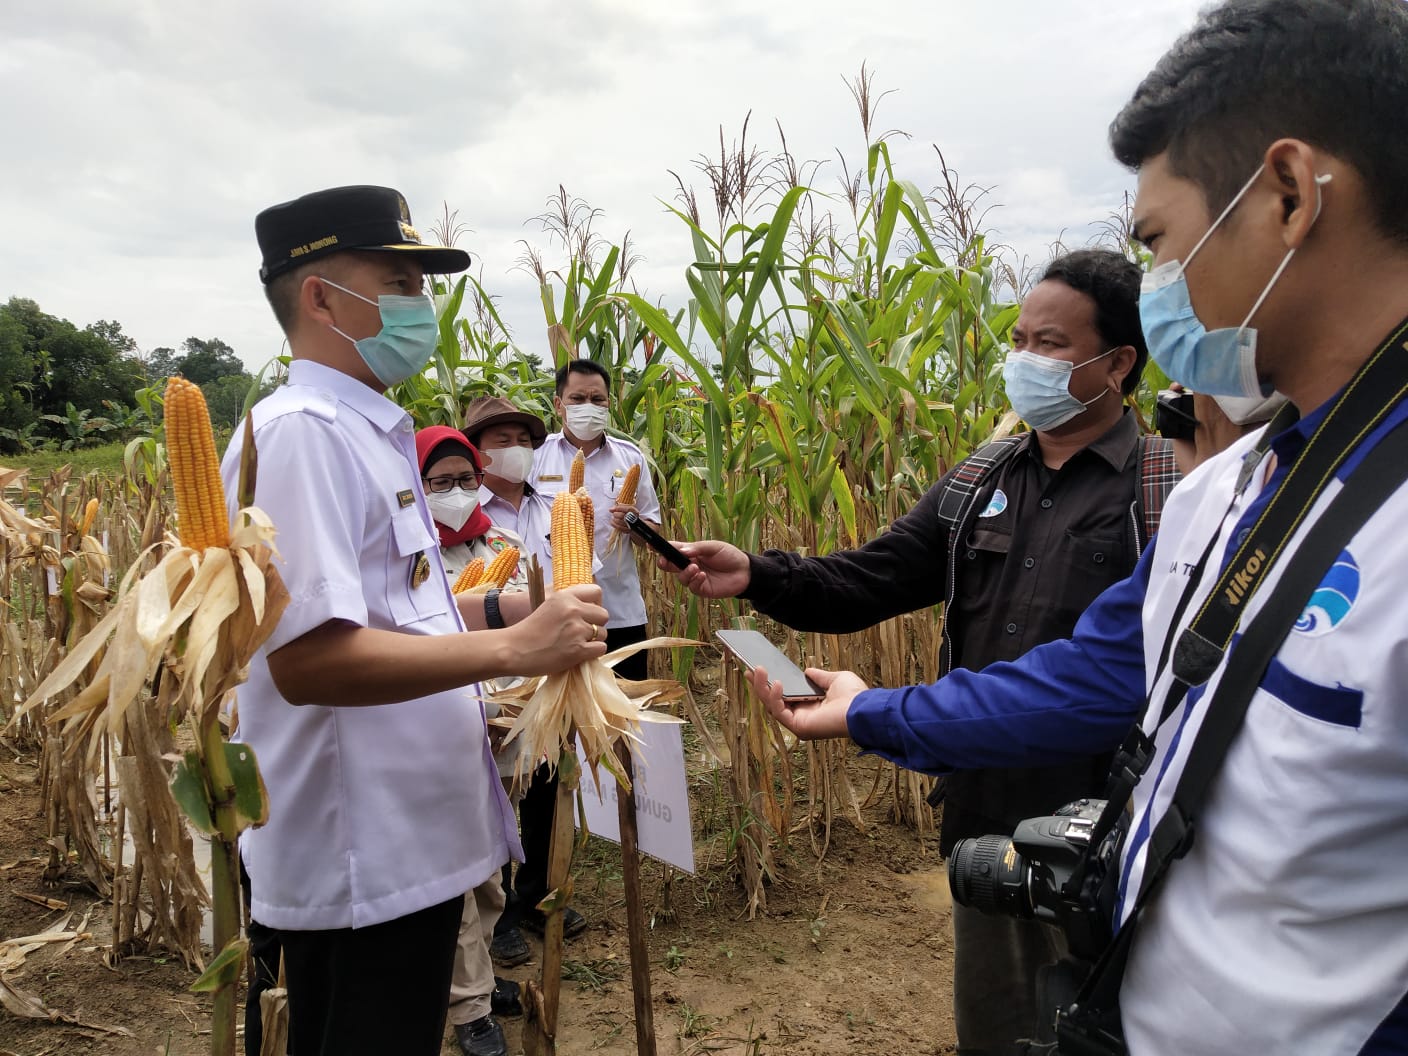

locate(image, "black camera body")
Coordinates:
947 798 1122 962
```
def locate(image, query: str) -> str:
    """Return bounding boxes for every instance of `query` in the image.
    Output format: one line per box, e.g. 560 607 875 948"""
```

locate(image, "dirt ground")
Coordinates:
0 746 958 1056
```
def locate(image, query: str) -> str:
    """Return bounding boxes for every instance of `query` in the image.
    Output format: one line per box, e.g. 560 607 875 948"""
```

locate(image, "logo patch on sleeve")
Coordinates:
1293 549 1359 637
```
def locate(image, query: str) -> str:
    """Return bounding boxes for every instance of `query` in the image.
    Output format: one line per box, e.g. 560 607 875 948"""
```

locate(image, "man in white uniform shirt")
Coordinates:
531 359 662 683
225 186 608 1056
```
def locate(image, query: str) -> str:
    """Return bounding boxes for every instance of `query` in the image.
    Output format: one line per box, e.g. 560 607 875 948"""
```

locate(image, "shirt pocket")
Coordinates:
385 506 449 628
1261 654 1363 729
1047 530 1124 621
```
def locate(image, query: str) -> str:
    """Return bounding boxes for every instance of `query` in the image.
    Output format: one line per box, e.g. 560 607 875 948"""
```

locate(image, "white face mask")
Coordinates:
564 403 609 441
425 487 480 531
1212 391 1289 426
482 445 534 484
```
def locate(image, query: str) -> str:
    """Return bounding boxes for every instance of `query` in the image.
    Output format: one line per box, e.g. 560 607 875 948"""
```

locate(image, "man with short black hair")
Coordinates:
225 186 608 1056
754 2 1408 1051
531 359 662 684
670 248 1175 1053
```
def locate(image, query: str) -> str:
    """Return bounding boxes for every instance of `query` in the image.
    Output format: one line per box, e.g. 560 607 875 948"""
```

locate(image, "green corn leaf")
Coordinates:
191 936 248 993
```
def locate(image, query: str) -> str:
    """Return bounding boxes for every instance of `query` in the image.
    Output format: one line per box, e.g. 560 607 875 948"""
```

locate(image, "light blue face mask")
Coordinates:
1001 347 1115 431
321 277 439 387
1139 165 1331 398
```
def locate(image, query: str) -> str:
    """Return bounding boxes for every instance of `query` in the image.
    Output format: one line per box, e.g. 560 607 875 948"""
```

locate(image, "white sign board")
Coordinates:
577 721 695 873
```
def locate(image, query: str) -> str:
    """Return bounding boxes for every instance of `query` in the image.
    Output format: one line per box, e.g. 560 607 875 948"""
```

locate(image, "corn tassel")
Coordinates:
483 546 520 589
452 557 485 594
575 487 595 559
551 490 593 590
568 449 586 493
165 376 230 552
617 463 641 508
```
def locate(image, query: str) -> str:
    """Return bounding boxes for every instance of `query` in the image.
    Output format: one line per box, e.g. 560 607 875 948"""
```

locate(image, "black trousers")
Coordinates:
279 894 464 1056
604 622 648 682
241 855 283 1056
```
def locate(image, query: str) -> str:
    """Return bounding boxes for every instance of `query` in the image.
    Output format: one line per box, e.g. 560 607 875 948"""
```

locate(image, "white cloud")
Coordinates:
0 0 1205 371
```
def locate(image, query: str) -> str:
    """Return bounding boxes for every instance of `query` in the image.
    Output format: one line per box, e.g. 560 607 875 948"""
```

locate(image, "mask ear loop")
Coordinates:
1237 172 1333 330
1180 164 1268 273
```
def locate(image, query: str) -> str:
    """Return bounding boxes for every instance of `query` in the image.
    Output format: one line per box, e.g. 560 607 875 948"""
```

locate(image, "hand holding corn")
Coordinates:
505 585 608 675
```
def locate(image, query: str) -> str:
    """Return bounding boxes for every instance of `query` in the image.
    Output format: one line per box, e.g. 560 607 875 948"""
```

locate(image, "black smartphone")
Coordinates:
715 629 824 702
1154 389 1198 441
623 510 689 569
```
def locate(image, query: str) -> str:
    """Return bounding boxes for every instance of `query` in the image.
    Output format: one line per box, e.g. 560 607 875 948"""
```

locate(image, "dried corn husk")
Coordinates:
491 636 696 793
12 507 287 748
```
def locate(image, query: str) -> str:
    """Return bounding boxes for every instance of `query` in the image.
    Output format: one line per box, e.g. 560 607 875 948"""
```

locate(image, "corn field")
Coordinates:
0 77 1112 1003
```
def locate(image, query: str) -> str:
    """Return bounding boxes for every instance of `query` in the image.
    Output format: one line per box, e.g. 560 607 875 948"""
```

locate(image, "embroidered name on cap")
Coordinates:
290 235 339 259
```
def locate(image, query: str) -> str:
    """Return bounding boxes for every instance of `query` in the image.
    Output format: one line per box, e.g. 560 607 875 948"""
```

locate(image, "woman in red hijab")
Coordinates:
414 425 525 1056
415 426 527 591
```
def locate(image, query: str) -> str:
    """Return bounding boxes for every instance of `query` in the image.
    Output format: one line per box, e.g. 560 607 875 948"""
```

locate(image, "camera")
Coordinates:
947 798 1121 962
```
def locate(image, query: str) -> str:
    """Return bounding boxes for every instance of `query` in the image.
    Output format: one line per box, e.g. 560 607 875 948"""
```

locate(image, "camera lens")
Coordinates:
947 834 1032 917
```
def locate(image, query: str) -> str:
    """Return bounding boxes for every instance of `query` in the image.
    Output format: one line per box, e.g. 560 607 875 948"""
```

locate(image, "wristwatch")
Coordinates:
483 587 506 629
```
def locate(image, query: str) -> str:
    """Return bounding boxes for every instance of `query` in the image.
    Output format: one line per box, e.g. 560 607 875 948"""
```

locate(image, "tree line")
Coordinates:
0 297 267 454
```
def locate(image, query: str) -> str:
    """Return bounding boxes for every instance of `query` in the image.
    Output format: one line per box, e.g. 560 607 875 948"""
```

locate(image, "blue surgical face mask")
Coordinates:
321 277 439 388
1001 347 1115 431
1139 166 1331 398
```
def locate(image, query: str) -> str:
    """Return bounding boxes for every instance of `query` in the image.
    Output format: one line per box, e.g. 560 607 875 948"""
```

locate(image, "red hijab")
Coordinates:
414 426 493 548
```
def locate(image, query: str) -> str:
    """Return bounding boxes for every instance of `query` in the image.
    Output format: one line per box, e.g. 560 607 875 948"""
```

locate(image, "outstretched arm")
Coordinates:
758 550 1154 772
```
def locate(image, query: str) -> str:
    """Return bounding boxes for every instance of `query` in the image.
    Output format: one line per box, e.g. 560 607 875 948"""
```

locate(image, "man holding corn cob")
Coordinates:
531 358 661 682
668 249 1171 1054
226 185 608 1056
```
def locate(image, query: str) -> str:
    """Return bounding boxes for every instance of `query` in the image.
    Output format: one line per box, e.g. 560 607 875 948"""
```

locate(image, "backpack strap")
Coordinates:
935 436 1027 533
1132 435 1180 554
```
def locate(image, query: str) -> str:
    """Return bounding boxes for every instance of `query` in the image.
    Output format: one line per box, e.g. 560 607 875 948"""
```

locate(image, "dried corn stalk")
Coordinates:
10 385 289 1056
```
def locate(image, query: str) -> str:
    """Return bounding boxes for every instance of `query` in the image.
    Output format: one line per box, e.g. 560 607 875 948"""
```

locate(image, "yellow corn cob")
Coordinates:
452 557 485 594
575 487 594 559
551 490 593 589
568 449 586 493
483 546 520 589
164 376 230 552
616 463 641 507
78 497 99 537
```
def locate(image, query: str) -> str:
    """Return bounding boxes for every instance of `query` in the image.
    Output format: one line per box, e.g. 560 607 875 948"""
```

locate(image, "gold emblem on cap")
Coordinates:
398 222 421 244
411 552 431 589
398 195 411 223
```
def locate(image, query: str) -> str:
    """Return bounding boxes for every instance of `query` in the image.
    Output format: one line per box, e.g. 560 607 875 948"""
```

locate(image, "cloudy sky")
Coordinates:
4 1 1207 374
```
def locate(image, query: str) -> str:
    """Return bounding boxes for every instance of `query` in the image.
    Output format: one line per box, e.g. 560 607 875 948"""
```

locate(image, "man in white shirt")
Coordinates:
226 185 608 1056
530 359 662 683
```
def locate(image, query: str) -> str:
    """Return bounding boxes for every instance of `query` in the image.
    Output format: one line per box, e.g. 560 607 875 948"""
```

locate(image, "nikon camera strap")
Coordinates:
1060 316 1408 1049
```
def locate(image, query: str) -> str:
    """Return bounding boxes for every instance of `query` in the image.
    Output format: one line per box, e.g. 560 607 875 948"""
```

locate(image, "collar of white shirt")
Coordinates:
287 359 410 436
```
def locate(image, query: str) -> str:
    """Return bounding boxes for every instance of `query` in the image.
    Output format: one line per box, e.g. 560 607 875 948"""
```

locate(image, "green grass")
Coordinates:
3 441 129 481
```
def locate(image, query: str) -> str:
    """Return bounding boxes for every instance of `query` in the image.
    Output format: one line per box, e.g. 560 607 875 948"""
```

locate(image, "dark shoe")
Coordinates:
454 1015 507 1056
491 976 523 1018
490 924 531 967
521 905 587 938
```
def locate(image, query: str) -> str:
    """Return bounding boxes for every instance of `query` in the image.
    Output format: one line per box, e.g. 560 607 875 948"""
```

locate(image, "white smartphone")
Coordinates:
715 629 824 702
